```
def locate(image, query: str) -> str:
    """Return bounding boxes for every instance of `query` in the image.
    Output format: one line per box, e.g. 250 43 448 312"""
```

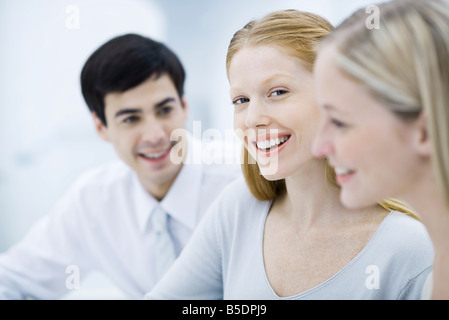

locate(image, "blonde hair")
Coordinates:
226 9 420 219
321 0 449 209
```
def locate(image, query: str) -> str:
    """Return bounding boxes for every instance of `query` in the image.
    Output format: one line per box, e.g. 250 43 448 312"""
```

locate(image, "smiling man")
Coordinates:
96 73 188 200
0 34 240 299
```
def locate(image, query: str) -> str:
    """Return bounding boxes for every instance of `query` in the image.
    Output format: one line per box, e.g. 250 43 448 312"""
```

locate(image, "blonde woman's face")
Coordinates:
229 45 320 180
312 45 426 208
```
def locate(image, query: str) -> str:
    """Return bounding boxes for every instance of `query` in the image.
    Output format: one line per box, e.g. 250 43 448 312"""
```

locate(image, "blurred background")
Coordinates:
0 0 379 298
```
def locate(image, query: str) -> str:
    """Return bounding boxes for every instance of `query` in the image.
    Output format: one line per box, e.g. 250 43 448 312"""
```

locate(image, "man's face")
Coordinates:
94 74 188 197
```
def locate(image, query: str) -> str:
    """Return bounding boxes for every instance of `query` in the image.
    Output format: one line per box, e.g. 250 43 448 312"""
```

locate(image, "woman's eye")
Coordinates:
330 118 347 128
232 97 249 105
269 89 288 97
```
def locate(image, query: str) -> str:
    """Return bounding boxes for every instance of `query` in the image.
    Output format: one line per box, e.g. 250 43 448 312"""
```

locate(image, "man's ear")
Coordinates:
92 112 110 142
414 112 431 157
181 96 189 120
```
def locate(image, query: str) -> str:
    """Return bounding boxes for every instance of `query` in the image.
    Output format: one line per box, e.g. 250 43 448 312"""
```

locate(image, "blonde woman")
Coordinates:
312 0 448 299
145 9 433 300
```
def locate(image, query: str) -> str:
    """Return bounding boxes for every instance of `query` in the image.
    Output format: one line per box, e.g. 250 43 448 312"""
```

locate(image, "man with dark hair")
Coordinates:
0 34 240 299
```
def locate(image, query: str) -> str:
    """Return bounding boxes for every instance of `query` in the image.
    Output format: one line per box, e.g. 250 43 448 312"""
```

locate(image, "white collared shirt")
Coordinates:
0 137 241 299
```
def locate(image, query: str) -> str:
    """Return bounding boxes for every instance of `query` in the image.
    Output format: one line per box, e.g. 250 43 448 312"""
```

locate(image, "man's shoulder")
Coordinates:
57 161 137 218
219 177 252 198
200 161 242 179
71 161 133 192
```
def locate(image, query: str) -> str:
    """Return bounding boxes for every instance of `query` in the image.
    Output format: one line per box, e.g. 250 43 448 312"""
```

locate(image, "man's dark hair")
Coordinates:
81 33 186 126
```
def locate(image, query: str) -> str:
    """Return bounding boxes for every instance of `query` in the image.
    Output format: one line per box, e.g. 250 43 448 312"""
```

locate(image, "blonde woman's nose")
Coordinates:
312 129 334 159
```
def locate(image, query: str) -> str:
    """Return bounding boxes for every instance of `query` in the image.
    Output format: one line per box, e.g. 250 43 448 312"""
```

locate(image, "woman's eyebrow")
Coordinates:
262 73 295 86
322 103 347 116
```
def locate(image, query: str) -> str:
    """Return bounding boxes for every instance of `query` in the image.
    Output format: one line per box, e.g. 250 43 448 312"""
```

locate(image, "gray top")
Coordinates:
146 178 434 300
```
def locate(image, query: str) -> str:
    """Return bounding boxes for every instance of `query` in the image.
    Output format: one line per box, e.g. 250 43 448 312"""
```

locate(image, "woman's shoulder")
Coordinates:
210 177 271 225
216 176 267 208
373 211 434 261
383 212 431 241
362 211 434 298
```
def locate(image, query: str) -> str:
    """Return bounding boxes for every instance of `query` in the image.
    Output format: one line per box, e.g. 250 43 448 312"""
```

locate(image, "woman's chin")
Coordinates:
340 190 376 210
259 167 286 181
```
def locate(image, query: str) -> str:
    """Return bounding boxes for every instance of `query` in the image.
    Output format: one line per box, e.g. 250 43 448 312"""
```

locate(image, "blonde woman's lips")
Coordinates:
334 167 356 185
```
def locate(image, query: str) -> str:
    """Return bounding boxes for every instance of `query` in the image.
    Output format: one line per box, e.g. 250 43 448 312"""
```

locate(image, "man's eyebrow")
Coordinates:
114 108 142 118
154 97 176 109
114 97 177 118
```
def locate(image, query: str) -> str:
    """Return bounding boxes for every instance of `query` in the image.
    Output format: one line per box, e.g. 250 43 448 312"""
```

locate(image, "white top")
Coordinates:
421 271 433 299
0 137 241 299
146 178 434 300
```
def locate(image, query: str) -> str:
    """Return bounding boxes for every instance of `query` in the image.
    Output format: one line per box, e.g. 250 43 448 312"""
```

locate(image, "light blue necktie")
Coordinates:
151 206 177 282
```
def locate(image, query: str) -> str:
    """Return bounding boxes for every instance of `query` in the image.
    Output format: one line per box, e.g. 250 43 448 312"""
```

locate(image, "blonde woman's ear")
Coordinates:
414 111 432 157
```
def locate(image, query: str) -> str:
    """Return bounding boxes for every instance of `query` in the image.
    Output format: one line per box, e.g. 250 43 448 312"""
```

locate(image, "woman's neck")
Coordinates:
277 159 381 230
402 170 449 250
399 171 449 299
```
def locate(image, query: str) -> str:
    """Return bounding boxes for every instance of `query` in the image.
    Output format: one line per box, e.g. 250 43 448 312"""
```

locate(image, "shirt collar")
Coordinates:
133 134 203 233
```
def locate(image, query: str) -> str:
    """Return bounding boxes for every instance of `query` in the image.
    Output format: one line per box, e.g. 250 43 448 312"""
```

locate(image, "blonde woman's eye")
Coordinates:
331 118 347 128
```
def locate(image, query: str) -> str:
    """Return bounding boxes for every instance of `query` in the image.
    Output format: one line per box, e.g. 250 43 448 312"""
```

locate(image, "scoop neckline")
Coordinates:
257 201 394 299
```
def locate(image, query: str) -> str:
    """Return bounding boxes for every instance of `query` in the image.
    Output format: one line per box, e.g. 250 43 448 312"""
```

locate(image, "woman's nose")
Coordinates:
244 100 271 128
312 125 334 159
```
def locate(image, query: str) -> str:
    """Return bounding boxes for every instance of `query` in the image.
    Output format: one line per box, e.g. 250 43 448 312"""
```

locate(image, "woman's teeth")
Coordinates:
334 167 353 175
256 136 290 150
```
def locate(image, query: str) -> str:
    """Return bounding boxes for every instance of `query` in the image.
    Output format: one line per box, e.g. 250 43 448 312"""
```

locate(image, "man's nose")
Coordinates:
142 118 167 146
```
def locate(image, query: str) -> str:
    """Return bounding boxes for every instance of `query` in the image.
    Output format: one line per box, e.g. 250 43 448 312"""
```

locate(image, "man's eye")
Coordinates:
232 97 249 105
123 115 139 123
158 106 173 116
